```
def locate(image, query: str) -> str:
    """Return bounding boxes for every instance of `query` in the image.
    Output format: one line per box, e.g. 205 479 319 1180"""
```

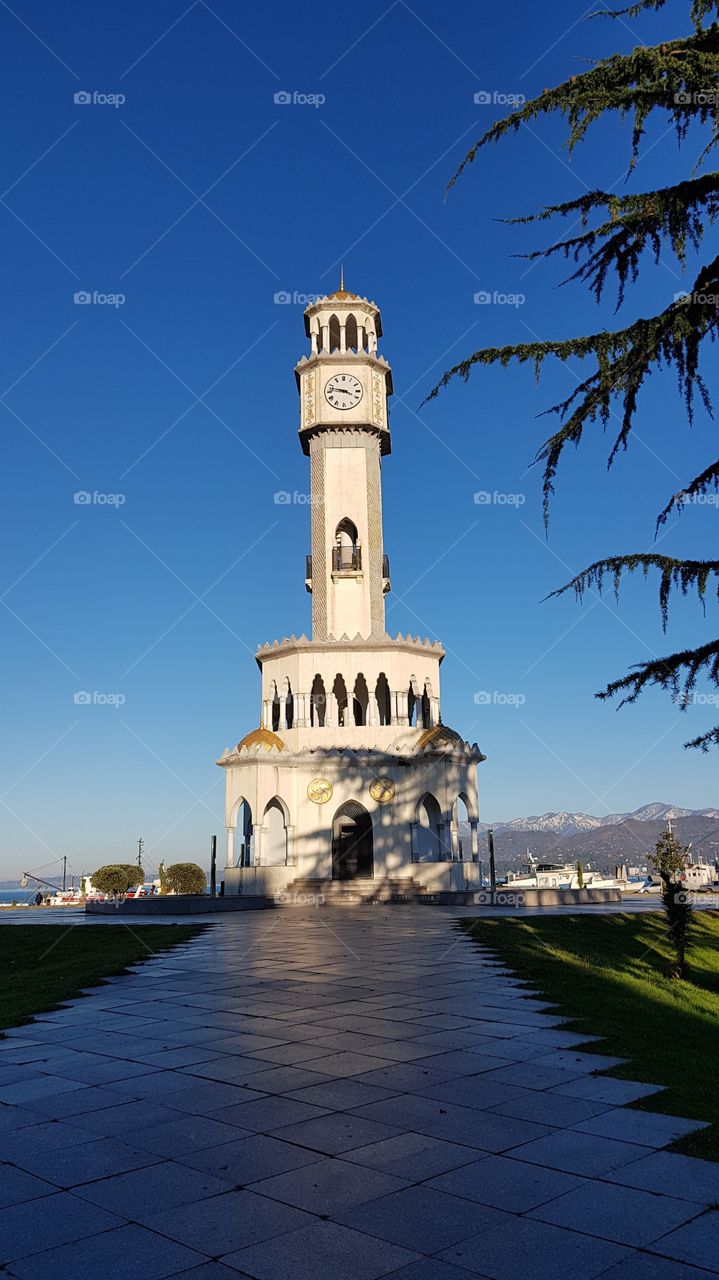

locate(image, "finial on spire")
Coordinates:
339 263 344 292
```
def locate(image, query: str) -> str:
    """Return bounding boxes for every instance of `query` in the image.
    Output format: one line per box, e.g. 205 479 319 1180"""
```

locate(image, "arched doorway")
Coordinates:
235 799 253 866
332 800 373 880
263 797 288 865
415 793 441 861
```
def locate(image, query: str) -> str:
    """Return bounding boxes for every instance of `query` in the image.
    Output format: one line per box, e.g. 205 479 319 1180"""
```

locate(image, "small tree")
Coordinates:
576 861 585 890
165 862 206 895
651 830 692 979
91 864 144 896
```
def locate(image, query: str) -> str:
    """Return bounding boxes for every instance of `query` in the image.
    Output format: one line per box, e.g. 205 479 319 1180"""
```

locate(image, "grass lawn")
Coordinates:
459 911 719 1161
0 924 205 1033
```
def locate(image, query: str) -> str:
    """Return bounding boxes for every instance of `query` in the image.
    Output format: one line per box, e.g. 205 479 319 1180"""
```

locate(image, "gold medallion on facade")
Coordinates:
307 777 333 804
369 776 396 804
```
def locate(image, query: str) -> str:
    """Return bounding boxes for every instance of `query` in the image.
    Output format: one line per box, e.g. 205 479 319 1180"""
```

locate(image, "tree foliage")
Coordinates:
650 828 693 978
427 0 719 747
91 864 144 896
165 862 206 895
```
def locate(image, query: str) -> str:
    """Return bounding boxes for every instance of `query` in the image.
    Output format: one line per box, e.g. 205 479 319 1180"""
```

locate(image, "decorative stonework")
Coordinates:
307 777 333 804
371 370 384 426
303 369 317 426
369 776 395 803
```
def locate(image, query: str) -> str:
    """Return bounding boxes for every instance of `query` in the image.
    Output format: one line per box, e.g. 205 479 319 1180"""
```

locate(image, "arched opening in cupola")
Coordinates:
332 673 349 726
353 673 369 725
345 313 358 352
375 672 391 725
310 674 326 727
328 313 341 352
270 681 280 732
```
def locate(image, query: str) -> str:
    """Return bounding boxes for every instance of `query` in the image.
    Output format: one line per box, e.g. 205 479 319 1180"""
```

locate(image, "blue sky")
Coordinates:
1 0 716 882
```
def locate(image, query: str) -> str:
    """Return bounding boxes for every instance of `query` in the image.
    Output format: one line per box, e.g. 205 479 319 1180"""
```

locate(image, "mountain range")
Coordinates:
471 803 719 869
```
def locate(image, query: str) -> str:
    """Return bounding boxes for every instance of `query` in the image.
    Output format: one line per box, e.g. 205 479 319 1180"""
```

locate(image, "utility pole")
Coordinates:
210 835 217 899
487 828 497 894
137 837 144 869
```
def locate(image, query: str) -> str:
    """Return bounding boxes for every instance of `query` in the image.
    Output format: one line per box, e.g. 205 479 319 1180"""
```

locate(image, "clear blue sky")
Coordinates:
1 0 716 882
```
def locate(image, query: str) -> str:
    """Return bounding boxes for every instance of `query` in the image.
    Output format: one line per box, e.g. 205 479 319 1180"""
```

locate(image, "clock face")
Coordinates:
324 374 363 410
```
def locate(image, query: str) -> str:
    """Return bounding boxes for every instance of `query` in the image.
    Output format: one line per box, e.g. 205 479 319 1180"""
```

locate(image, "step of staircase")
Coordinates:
283 876 429 905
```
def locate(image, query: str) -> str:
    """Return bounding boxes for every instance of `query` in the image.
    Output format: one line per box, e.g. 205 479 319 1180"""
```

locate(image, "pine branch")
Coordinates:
684 725 719 749
508 174 719 307
596 638 719 750
448 25 719 188
548 553 719 627
423 256 719 525
657 456 719 526
600 0 719 27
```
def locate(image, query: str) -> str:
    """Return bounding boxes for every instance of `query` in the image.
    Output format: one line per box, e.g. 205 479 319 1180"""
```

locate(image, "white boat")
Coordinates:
505 852 619 891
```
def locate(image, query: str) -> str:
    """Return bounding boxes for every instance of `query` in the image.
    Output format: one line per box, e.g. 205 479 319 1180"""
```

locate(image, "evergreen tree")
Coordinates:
651 827 693 976
428 0 719 749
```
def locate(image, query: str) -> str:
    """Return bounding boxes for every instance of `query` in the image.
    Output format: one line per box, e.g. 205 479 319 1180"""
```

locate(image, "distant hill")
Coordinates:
464 803 719 871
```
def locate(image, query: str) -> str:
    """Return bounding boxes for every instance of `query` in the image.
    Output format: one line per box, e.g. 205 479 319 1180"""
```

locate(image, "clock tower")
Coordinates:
296 276 393 641
217 279 486 901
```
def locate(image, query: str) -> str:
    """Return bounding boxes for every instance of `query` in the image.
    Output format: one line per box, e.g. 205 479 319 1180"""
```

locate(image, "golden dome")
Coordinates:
236 727 285 753
325 265 361 303
416 724 465 751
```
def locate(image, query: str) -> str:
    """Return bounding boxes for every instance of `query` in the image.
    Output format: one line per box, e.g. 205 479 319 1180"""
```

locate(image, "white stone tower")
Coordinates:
218 281 485 899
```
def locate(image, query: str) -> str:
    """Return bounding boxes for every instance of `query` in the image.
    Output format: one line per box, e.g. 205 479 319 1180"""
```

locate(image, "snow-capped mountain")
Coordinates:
495 811 601 836
491 803 719 836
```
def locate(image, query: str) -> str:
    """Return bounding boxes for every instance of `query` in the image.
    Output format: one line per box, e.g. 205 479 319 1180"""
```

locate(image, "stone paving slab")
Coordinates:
1 908 715 1280
602 1148 719 1200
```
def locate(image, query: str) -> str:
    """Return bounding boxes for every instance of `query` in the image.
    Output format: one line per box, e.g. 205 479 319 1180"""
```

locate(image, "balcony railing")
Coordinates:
332 545 362 572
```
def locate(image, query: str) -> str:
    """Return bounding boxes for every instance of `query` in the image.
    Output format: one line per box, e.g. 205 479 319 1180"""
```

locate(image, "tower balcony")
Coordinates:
332 545 362 573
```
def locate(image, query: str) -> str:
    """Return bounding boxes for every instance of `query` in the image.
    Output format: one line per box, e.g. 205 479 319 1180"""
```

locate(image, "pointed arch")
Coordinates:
230 797 253 867
375 672 391 725
332 673 349 726
310 674 326 727
263 796 289 866
415 792 441 861
353 673 369 725
283 677 294 730
270 680 280 732
345 313 358 352
452 793 470 860
408 675 420 727
328 313 341 352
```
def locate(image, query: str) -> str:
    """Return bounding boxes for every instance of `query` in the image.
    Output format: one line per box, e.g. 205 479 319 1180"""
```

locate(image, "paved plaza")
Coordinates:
0 908 716 1279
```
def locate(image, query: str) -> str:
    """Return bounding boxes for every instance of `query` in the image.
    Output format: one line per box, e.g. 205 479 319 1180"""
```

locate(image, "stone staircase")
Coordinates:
282 876 430 905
